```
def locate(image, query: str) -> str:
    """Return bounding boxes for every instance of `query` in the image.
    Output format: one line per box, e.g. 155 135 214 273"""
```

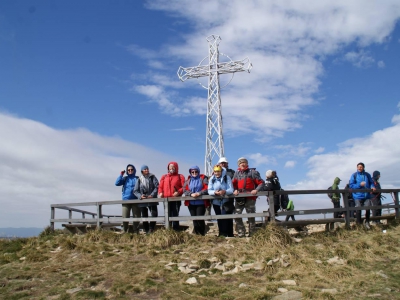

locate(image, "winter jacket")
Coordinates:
264 176 281 206
133 173 159 207
232 167 265 201
208 168 234 206
349 171 375 200
158 162 185 197
371 171 382 200
115 164 138 200
183 168 209 206
331 177 341 202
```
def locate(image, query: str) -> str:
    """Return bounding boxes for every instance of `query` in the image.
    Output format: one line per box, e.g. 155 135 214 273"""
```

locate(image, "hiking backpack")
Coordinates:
327 186 333 199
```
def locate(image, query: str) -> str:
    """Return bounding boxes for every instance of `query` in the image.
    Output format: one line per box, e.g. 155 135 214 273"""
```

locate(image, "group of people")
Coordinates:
115 157 276 237
115 159 382 236
329 162 383 229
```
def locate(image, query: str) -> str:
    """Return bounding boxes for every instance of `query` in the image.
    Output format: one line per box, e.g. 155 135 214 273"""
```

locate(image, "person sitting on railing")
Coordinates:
208 165 234 237
232 157 265 237
134 165 159 234
371 170 383 224
264 169 282 220
183 166 209 236
115 164 140 234
158 162 185 231
349 162 376 229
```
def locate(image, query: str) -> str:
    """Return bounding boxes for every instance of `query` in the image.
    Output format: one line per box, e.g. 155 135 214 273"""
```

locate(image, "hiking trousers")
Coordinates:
140 206 158 233
234 199 256 236
188 204 206 235
122 203 141 233
213 203 234 237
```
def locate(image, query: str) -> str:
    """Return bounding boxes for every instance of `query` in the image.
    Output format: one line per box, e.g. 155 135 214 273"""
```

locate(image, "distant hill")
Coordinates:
0 227 43 238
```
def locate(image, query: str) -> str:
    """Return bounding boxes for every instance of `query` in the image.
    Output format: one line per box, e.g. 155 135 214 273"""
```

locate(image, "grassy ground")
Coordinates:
1 221 400 300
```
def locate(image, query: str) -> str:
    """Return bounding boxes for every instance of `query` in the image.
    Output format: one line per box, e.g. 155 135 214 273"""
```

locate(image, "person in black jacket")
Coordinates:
264 169 282 217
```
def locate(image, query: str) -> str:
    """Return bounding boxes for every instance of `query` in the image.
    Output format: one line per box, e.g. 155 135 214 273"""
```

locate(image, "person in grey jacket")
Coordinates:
134 165 159 234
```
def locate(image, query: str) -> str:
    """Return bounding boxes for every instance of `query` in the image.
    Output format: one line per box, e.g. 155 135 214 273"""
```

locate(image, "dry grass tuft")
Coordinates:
146 229 190 248
250 224 292 248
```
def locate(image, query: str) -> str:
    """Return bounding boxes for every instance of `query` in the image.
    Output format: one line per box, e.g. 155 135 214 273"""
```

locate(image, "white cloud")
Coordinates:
0 112 192 227
314 147 325 154
138 0 400 139
275 143 312 157
247 152 276 167
284 161 296 168
377 60 386 68
343 50 375 68
171 127 195 131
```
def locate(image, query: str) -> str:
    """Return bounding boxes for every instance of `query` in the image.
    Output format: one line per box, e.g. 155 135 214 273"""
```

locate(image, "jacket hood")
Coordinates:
188 165 201 176
333 177 341 185
167 161 179 175
373 171 380 179
126 164 136 177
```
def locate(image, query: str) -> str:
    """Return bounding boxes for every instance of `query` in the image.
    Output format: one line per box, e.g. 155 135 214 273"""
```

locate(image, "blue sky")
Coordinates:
1 0 400 227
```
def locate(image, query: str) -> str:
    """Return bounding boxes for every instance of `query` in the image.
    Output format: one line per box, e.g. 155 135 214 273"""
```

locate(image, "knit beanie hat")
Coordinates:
141 165 149 172
373 170 380 178
266 170 273 178
237 157 248 166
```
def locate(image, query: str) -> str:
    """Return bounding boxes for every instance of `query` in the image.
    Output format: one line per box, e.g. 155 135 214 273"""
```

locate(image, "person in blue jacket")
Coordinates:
208 165 234 237
115 164 140 233
349 162 376 229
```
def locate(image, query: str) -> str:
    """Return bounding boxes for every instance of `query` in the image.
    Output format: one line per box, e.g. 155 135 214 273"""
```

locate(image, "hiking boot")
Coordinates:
363 221 371 230
237 232 245 238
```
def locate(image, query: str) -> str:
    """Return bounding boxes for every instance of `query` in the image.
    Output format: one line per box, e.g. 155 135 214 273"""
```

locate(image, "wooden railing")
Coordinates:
50 189 400 232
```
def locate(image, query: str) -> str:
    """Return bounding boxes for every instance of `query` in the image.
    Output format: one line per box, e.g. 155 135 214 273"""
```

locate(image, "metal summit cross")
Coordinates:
177 35 252 175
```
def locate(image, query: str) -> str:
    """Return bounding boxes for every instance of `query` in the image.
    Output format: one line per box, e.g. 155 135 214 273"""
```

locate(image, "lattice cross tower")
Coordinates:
177 35 252 175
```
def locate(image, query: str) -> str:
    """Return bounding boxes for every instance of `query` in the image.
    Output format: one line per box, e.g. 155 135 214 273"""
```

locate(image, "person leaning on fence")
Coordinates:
158 162 185 231
232 157 265 237
183 166 209 236
218 157 235 179
115 164 140 234
349 162 376 229
331 177 342 218
264 169 282 219
133 165 159 234
371 170 383 224
208 165 234 237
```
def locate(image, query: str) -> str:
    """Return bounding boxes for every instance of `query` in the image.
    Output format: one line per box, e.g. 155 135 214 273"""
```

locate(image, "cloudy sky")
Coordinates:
1 0 400 228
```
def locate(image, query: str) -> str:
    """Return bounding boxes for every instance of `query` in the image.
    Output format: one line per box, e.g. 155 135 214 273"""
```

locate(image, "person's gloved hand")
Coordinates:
120 170 125 176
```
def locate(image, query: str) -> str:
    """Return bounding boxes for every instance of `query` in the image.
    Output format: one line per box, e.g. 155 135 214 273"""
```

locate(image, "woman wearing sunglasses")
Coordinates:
183 166 209 235
208 165 234 237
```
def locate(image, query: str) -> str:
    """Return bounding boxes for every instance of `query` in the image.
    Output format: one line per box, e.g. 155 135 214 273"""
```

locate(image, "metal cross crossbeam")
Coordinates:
177 35 252 175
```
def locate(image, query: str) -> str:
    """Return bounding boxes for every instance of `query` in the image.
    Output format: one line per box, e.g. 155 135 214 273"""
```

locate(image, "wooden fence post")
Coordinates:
268 191 275 223
164 198 169 229
96 203 103 229
394 192 399 219
68 210 72 224
343 192 350 229
50 207 55 231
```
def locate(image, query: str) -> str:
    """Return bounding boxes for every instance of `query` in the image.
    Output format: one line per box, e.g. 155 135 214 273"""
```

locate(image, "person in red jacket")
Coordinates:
232 157 265 237
183 165 209 235
158 162 185 231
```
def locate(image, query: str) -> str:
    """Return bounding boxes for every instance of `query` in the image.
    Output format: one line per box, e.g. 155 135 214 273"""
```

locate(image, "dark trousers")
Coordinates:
371 197 382 218
333 200 341 218
140 206 158 232
285 214 295 221
213 204 234 237
168 201 180 230
348 200 356 219
188 205 206 235
355 199 371 224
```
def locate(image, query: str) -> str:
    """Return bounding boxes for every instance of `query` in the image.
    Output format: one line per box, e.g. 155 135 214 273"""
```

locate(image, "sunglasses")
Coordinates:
191 170 199 174
127 169 134 171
